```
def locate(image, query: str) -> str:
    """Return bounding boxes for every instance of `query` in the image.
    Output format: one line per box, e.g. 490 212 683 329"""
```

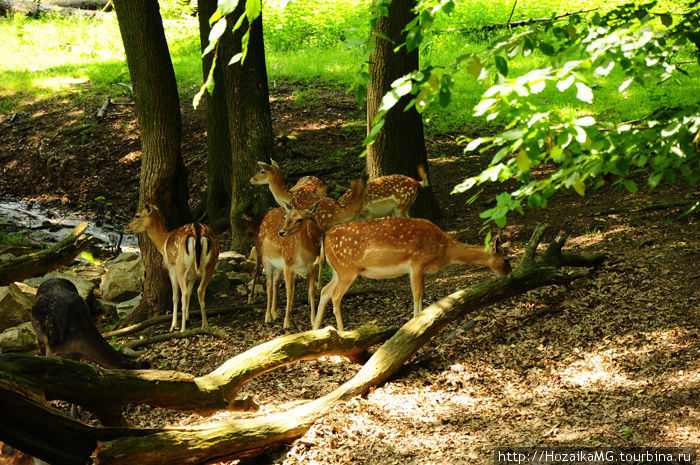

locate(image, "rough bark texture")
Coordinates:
198 0 233 232
218 1 275 252
366 0 441 221
112 0 192 320
0 223 92 285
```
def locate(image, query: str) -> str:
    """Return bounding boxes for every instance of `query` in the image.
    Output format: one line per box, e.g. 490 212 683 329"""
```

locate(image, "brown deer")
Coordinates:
338 166 429 219
125 203 219 332
0 442 49 465
250 159 326 207
257 203 322 329
314 218 511 330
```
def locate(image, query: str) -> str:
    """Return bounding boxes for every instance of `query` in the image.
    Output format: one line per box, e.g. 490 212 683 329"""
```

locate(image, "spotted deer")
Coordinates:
257 203 322 329
337 166 429 219
314 218 511 330
250 159 327 207
125 204 219 332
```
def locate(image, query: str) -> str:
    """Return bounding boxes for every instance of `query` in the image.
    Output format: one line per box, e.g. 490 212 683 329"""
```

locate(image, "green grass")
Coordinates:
1 0 698 139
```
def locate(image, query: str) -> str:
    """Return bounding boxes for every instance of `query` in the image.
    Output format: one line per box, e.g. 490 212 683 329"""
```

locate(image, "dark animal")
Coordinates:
31 278 148 369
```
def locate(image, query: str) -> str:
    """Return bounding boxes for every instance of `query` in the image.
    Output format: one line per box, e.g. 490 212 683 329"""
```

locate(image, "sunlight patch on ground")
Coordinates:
560 352 627 388
568 225 638 248
119 151 141 164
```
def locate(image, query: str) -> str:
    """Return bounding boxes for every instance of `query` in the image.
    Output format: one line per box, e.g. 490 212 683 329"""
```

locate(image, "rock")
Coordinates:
76 269 105 286
225 272 249 286
219 251 247 263
207 271 232 297
116 295 141 318
105 253 143 275
100 269 143 302
236 284 249 296
0 322 37 354
24 272 95 302
97 299 119 320
216 260 237 273
0 284 34 332
13 282 37 302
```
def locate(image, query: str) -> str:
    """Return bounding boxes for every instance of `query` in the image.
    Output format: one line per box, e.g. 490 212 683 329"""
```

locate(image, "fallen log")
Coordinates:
0 325 397 424
0 222 93 285
0 0 112 18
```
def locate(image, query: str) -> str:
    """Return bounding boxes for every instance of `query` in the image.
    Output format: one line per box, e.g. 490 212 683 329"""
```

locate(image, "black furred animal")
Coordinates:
30 278 149 369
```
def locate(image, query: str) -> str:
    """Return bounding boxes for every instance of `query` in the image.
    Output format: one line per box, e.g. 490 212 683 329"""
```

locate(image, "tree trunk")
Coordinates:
0 223 92 285
218 1 274 252
366 0 441 221
112 0 192 319
198 0 233 232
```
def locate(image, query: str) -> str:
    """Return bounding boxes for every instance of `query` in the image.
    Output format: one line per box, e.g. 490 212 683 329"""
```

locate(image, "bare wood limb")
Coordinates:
441 8 597 33
97 96 111 118
506 0 518 25
120 326 226 350
0 222 93 285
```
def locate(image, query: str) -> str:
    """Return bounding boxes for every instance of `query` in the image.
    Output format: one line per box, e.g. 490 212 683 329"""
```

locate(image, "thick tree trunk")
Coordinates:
218 2 274 252
366 0 441 221
198 0 233 232
112 0 192 320
0 223 92 285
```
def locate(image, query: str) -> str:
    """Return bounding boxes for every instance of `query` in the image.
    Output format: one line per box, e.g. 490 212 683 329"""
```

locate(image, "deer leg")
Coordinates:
308 265 318 325
283 267 296 329
329 274 355 332
314 270 337 330
264 265 274 324
271 269 282 320
179 271 195 333
409 267 425 316
197 272 212 329
248 255 261 304
316 260 323 290
169 269 180 332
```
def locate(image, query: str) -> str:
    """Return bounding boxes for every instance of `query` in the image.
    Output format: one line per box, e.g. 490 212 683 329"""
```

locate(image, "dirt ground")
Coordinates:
1 81 699 464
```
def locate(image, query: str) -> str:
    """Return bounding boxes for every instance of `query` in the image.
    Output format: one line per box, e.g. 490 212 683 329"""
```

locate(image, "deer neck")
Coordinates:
144 216 170 256
269 173 292 206
446 239 497 270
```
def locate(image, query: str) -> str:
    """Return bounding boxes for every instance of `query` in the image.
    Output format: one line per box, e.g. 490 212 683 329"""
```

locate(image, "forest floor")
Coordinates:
1 81 699 464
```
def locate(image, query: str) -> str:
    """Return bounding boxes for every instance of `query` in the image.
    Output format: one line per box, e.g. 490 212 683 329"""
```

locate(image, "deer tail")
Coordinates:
417 164 429 187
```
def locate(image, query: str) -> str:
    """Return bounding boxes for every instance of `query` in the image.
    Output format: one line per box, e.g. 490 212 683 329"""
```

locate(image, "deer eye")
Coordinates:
295 218 302 223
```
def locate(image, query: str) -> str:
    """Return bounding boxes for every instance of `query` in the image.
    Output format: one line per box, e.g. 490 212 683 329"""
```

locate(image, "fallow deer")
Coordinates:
288 178 366 230
250 159 327 207
338 166 429 219
31 278 149 369
125 203 219 332
257 203 322 329
0 442 49 465
314 218 511 330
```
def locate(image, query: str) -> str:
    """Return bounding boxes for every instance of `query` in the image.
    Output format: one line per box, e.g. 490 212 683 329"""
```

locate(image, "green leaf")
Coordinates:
574 116 596 127
229 52 243 65
466 56 483 77
245 0 261 22
516 150 531 172
474 98 497 116
495 55 508 77
539 42 555 56
660 14 672 26
556 75 575 92
202 17 227 56
573 180 586 196
575 82 593 103
466 138 484 152
648 171 663 189
623 179 638 193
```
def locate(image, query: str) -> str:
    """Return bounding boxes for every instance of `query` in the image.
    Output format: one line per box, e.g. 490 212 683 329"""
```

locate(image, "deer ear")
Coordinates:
257 161 270 170
281 200 293 213
242 214 252 222
490 234 505 254
308 200 322 216
270 158 279 168
143 203 154 214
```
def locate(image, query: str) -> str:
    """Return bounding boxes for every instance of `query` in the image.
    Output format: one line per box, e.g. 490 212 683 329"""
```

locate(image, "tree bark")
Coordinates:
218 1 274 252
112 0 192 320
0 222 92 285
366 0 441 221
198 0 233 232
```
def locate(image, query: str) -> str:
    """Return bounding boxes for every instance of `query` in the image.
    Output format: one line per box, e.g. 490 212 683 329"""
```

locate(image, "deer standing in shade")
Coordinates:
125 203 218 332
314 218 511 331
250 159 326 207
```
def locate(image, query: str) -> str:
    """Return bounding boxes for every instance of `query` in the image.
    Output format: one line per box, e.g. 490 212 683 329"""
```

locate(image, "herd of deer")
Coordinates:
125 160 511 333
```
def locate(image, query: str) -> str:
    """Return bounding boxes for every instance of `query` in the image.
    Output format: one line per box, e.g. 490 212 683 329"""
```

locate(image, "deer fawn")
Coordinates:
338 166 429 219
257 203 322 329
250 159 326 207
125 203 219 332
314 218 511 331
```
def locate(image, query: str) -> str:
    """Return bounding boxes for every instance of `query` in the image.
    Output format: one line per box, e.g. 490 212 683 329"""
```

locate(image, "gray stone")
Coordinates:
0 284 34 332
219 250 247 263
24 272 95 302
105 253 143 275
0 322 37 353
100 268 143 302
207 271 232 297
13 282 37 302
116 295 141 318
97 299 119 320
105 252 141 267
